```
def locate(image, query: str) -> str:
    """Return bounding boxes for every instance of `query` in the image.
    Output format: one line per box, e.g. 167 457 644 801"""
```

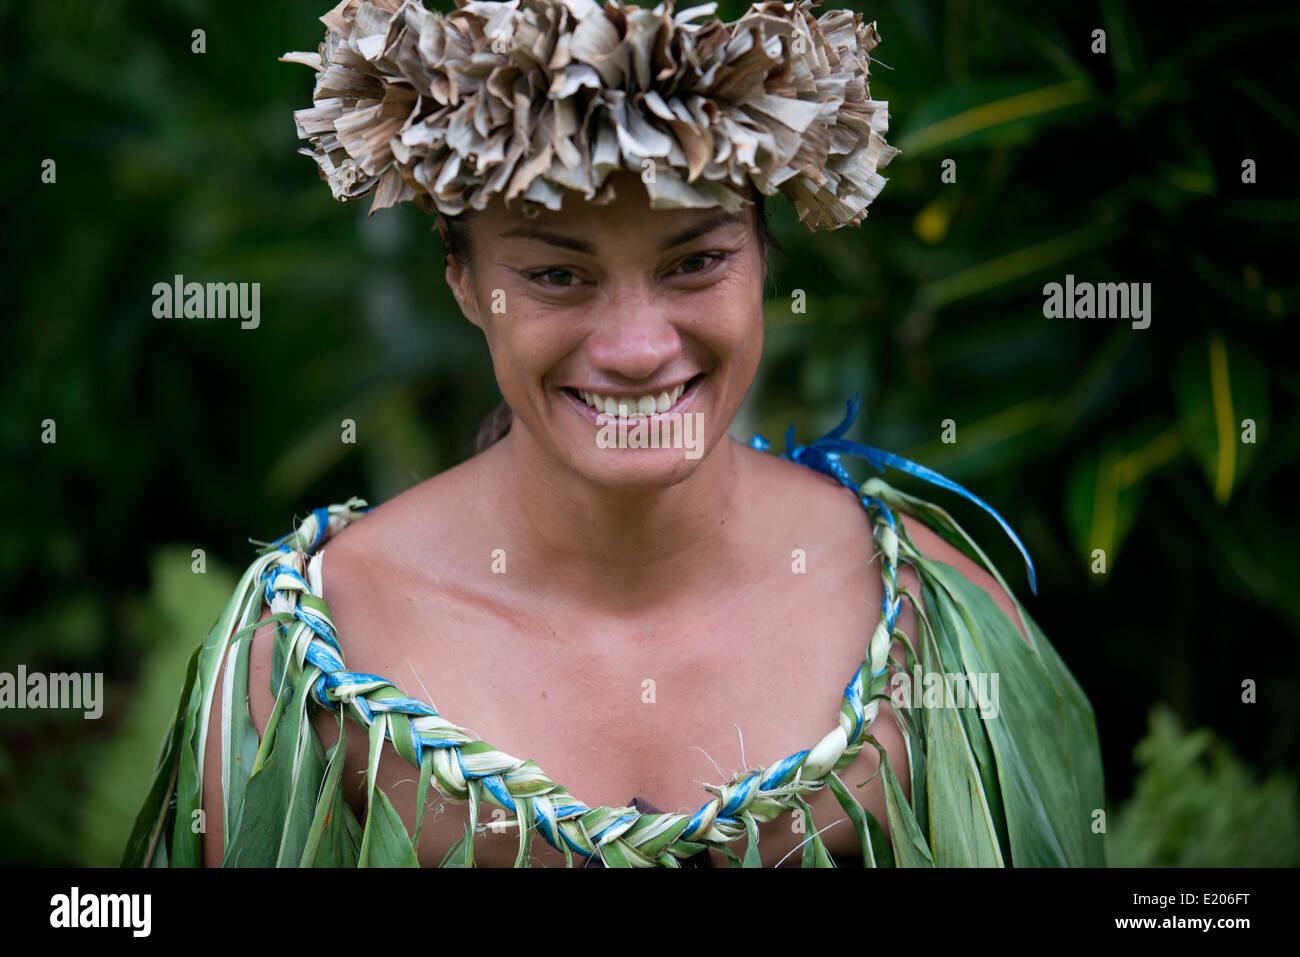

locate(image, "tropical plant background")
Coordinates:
1 0 1296 865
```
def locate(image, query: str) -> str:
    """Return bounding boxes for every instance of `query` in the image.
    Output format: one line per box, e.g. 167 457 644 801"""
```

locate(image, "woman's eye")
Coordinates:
524 252 729 288
674 252 727 275
527 268 582 287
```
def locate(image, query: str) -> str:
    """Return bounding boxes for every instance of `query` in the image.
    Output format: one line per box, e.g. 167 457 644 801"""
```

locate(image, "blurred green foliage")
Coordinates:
1 0 1296 864
1108 704 1300 867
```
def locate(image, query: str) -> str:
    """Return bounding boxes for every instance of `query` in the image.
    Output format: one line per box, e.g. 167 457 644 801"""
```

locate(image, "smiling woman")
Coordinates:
446 187 783 454
123 0 1106 869
434 171 773 497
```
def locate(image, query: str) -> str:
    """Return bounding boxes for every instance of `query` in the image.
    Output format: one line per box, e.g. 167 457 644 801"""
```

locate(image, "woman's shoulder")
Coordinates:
287 461 505 687
315 450 493 568
737 437 876 559
740 437 1029 641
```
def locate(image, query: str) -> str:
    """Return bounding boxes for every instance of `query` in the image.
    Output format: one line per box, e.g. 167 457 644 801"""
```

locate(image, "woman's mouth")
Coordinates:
560 373 705 424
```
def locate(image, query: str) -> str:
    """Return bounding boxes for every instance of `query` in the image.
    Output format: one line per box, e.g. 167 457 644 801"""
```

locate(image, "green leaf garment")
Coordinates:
123 398 1106 867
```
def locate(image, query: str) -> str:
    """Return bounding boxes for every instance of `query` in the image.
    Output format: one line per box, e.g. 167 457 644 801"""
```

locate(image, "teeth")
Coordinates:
578 381 690 417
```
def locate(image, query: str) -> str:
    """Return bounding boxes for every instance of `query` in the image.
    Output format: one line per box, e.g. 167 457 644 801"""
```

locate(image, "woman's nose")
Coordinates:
584 295 683 381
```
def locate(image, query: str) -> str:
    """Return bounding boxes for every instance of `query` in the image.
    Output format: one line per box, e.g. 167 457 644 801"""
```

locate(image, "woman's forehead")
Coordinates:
497 208 748 253
474 188 755 251
483 168 750 221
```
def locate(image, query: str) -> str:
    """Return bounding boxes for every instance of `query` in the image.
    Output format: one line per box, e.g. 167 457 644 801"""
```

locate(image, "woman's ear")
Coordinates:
438 215 481 329
446 256 481 329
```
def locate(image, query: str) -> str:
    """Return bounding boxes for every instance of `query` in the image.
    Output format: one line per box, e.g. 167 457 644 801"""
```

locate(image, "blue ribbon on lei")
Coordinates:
748 395 1037 596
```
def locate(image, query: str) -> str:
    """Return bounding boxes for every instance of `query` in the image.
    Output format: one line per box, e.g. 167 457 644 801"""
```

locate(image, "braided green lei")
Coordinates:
123 400 1106 867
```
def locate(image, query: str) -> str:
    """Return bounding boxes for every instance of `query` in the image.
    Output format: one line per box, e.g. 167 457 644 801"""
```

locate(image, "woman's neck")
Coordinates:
477 425 758 618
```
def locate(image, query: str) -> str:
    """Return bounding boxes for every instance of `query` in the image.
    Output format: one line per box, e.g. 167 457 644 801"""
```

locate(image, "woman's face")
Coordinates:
445 169 765 490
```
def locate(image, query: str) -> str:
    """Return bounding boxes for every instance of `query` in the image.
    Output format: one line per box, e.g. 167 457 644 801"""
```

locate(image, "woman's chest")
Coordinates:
310 553 912 867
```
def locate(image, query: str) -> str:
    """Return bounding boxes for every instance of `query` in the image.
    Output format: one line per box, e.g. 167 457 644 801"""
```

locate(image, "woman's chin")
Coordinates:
575 445 710 491
550 421 713 489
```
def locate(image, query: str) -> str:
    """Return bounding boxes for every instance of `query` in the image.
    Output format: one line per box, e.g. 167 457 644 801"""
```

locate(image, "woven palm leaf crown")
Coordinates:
282 0 900 230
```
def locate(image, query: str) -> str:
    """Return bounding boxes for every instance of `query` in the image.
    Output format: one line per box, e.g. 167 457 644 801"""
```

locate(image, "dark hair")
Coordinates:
444 188 782 454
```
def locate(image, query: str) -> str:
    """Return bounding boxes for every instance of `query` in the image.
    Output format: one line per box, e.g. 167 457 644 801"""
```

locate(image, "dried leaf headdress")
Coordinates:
282 0 900 230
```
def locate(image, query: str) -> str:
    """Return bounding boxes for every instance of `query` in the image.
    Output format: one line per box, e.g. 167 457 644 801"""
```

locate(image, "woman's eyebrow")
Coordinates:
497 210 747 255
659 211 747 251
